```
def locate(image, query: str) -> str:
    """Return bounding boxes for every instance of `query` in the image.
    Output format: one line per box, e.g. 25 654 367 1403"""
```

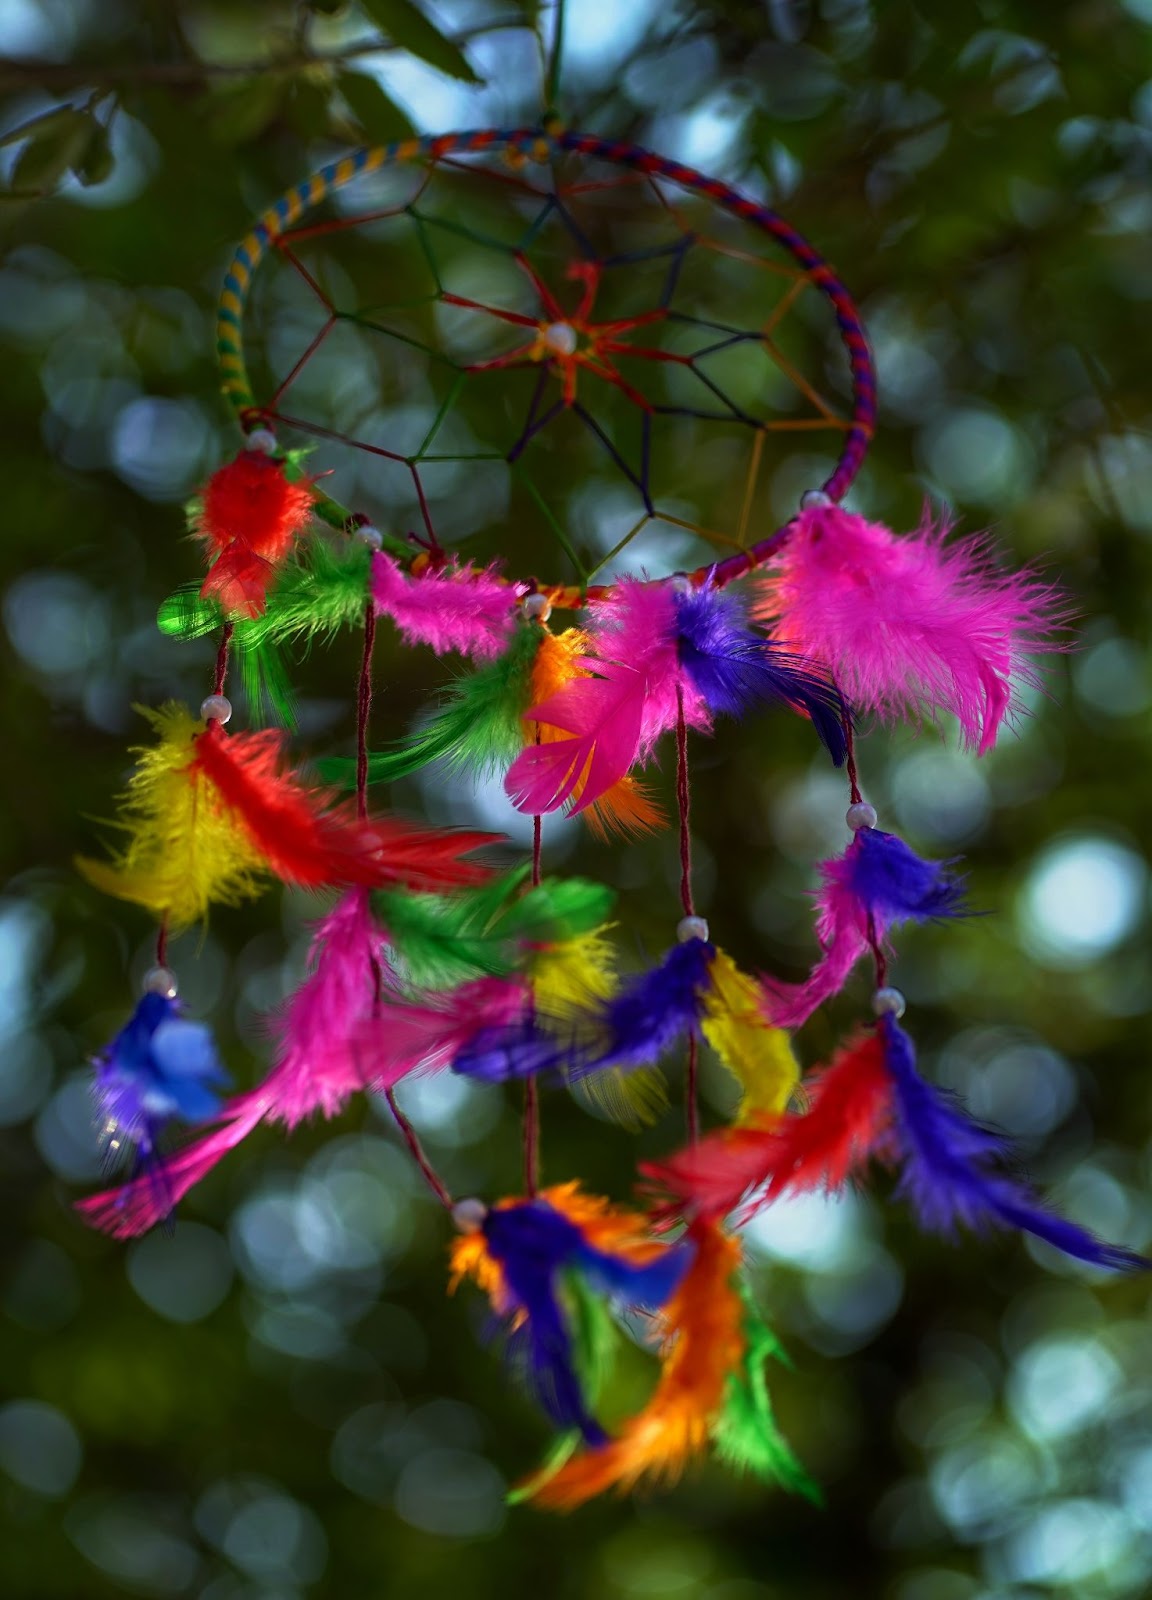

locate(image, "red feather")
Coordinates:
191 722 495 890
195 451 316 618
646 1030 893 1222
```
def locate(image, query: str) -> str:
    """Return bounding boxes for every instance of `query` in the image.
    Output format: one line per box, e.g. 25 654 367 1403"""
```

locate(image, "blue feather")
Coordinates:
881 1015 1145 1272
674 586 849 765
482 1200 689 1443
584 936 714 1074
847 829 968 923
452 939 715 1085
94 994 228 1159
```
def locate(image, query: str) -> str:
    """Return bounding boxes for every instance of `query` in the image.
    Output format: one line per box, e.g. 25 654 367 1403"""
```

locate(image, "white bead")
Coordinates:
871 986 906 1018
200 694 232 725
669 573 693 595
677 915 710 944
451 1198 487 1234
541 321 578 357
799 489 833 510
356 523 384 551
523 592 552 622
245 428 277 455
143 965 178 999
846 801 878 831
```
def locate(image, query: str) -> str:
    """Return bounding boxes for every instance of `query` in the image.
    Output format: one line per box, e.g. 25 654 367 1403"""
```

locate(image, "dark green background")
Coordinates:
2 2 1152 1597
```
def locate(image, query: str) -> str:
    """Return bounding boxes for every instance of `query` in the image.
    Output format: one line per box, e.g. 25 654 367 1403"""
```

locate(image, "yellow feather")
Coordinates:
701 949 800 1123
533 930 668 1130
76 704 268 930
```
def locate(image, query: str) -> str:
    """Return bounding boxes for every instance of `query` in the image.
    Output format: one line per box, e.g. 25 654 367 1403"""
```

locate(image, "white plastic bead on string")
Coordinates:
200 694 232 725
523 592 552 622
356 523 384 551
677 915 710 944
540 321 578 357
799 488 833 510
451 1198 488 1234
846 801 878 831
871 986 906 1019
142 965 178 999
245 428 278 455
669 573 693 595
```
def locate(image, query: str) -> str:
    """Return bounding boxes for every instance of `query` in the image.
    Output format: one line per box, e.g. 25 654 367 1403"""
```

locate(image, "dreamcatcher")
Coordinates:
74 115 1142 1511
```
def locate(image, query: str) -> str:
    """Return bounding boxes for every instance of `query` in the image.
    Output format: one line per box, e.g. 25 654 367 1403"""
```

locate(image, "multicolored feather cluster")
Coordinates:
505 579 848 820
77 705 496 929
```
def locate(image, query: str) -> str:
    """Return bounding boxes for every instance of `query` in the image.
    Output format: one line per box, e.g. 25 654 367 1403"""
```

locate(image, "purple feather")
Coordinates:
453 938 716 1085
93 993 228 1162
581 936 714 1074
481 1200 689 1443
451 1015 577 1083
881 1015 1145 1272
674 585 849 765
845 828 969 923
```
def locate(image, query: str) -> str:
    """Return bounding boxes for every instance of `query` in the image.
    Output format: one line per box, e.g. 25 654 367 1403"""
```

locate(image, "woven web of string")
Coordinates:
245 148 853 585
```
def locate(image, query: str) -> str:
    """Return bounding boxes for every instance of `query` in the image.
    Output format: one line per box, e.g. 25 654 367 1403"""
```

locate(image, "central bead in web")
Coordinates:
539 320 579 356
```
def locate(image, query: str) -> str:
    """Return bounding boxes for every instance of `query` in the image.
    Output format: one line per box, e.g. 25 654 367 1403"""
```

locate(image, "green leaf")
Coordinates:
204 77 286 146
360 0 483 84
72 120 114 187
9 109 92 195
337 69 417 142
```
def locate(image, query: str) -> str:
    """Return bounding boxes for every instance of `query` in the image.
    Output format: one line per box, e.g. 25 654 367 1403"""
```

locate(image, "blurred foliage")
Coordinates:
2 1 1152 1598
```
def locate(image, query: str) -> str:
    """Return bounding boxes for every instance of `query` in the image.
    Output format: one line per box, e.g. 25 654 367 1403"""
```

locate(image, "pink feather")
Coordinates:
753 506 1068 754
760 873 870 1030
76 890 387 1239
371 551 521 661
356 976 529 1091
504 580 709 815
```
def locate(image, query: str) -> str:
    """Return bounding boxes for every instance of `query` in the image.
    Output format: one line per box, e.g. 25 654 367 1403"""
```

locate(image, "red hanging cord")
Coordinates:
675 684 699 1145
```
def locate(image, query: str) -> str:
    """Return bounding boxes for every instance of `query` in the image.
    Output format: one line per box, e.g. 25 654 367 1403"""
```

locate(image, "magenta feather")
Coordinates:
356 975 530 1091
371 551 522 661
77 890 387 1239
761 874 868 1030
753 506 1067 754
504 581 709 816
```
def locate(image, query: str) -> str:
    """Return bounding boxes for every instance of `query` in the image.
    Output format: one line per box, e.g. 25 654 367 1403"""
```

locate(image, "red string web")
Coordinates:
241 147 856 585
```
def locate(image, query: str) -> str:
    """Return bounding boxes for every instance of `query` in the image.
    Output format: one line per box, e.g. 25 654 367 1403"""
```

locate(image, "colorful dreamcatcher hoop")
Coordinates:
76 123 1143 1510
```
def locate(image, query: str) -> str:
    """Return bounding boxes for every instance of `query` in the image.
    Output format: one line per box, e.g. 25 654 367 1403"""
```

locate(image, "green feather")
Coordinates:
710 1287 821 1502
243 539 373 649
157 583 220 640
324 619 542 788
375 870 615 989
237 633 298 729
507 1273 619 1506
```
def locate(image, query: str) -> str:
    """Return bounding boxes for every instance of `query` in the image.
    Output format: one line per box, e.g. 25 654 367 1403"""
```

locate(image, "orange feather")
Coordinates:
528 1220 745 1508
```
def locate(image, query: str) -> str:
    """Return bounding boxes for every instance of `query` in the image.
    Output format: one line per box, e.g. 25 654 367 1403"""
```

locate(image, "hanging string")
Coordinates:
212 621 234 698
843 716 889 992
523 730 544 1197
675 684 699 1145
353 600 454 1210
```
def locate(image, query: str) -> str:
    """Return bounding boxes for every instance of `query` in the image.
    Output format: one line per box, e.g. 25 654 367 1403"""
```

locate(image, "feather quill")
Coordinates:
753 505 1068 754
881 1015 1145 1270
